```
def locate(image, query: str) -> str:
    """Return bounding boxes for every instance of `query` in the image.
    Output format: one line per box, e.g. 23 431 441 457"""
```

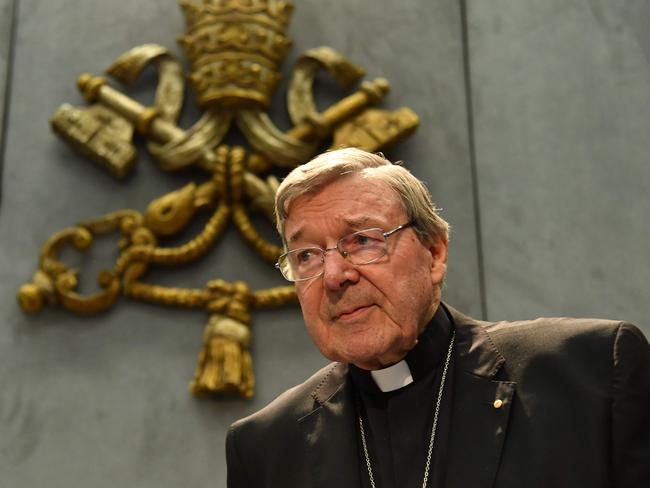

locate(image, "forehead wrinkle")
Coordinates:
287 215 387 246
284 177 401 244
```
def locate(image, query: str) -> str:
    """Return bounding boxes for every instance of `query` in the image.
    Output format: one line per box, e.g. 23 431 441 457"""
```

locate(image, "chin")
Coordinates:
312 324 410 367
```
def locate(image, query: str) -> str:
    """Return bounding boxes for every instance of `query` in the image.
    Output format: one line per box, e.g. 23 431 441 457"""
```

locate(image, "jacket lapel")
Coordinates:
445 306 516 488
299 362 360 488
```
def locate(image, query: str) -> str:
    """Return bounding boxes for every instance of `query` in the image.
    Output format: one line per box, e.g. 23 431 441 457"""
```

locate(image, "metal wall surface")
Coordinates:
467 0 650 334
0 1 478 486
0 0 17 196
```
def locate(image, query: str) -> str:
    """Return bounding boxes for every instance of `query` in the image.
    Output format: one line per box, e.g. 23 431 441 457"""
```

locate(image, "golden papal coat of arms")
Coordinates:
17 0 419 399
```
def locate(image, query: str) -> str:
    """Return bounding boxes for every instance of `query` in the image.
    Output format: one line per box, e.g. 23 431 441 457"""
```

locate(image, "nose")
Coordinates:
322 247 360 290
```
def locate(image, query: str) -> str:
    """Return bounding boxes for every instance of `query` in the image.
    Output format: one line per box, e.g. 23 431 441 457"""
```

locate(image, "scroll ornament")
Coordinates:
18 0 419 398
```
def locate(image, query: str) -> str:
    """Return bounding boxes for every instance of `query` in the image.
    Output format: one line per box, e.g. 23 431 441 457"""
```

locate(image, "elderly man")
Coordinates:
226 148 650 488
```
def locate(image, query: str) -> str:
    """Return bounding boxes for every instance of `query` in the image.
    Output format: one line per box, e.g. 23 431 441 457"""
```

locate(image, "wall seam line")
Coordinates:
459 0 488 320
0 0 19 206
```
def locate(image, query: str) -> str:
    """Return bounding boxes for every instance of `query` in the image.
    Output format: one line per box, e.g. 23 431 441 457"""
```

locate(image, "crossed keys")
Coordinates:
17 0 419 398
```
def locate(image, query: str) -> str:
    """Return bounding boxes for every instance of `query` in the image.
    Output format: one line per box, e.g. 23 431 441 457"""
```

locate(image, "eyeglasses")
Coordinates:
275 222 413 282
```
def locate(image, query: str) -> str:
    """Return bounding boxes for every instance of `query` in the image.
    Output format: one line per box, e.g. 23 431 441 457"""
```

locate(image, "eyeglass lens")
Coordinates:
280 228 388 281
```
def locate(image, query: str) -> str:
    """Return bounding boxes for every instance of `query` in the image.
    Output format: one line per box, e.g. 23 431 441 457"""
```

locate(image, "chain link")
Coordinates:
359 413 377 488
358 331 455 488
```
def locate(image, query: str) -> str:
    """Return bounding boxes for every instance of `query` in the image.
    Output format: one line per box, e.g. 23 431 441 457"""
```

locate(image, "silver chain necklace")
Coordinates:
358 331 455 488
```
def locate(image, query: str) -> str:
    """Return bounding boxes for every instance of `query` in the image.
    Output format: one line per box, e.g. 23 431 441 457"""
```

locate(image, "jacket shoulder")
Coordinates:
226 362 347 487
485 316 642 350
447 304 648 375
482 317 648 383
229 361 345 436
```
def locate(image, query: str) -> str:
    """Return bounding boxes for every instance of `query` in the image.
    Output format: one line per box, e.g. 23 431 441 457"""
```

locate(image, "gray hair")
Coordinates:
275 147 450 244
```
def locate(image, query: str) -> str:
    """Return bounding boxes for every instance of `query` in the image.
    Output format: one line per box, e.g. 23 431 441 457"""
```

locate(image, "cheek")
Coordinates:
297 286 320 322
302 311 341 361
297 290 329 341
393 266 437 329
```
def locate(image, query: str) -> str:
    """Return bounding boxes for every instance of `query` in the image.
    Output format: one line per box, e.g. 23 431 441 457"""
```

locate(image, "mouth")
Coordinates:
335 304 375 321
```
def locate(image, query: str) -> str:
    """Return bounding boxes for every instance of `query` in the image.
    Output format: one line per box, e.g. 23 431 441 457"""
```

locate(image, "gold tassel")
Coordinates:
189 314 254 398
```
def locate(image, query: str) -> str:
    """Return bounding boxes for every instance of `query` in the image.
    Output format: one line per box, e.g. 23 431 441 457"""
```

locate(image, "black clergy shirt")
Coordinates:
349 304 455 488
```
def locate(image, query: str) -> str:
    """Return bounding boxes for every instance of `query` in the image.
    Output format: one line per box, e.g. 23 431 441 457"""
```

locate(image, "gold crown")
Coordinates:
178 0 294 109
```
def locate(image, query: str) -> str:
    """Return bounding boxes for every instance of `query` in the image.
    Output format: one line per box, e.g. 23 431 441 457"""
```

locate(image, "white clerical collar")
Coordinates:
370 360 414 392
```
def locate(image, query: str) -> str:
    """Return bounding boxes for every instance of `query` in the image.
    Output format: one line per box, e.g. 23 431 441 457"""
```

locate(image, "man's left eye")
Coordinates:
355 235 370 245
352 233 380 246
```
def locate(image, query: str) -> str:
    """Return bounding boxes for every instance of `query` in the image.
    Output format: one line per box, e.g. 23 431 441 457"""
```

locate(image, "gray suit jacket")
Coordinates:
226 306 650 487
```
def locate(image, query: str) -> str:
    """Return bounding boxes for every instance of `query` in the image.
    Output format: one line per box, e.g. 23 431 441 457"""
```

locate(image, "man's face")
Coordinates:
283 174 448 370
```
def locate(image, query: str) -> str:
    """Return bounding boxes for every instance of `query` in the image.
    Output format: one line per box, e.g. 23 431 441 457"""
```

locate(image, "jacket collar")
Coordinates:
447 304 505 378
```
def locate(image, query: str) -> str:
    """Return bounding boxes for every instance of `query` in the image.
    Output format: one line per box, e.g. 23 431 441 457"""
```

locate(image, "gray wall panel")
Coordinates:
467 0 650 335
0 0 16 183
0 1 477 486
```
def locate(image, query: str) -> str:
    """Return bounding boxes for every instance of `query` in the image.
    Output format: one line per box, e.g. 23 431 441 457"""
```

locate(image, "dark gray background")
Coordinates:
1 1 648 486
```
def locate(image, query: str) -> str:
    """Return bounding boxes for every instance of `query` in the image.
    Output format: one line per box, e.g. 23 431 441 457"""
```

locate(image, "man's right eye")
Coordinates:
296 249 315 263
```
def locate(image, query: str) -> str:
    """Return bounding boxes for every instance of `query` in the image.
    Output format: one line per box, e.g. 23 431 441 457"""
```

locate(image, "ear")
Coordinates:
428 237 448 286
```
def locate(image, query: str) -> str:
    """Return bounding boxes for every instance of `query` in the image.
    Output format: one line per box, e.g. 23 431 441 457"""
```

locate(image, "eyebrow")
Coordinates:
286 216 373 244
286 229 303 244
343 216 371 228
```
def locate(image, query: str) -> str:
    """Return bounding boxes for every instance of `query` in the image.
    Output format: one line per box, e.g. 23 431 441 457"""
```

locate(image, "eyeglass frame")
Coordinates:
275 222 414 282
